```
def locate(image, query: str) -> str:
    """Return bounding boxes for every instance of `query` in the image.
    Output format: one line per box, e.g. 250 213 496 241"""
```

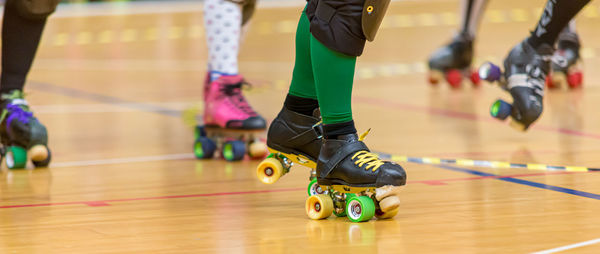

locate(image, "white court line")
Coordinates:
51 153 195 168
532 238 600 254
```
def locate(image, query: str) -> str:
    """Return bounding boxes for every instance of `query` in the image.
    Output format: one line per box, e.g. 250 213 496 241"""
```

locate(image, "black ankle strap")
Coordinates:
287 125 322 148
322 141 369 172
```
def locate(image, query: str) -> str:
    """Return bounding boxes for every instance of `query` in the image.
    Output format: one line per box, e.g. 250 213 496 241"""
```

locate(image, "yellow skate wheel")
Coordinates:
256 157 283 184
375 207 399 220
247 141 267 159
6 146 27 169
305 194 333 220
30 145 51 168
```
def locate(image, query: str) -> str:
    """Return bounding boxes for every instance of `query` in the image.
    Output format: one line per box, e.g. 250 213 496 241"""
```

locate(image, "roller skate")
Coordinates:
256 107 322 185
479 39 553 131
428 32 480 88
0 90 51 169
546 30 583 89
194 75 267 161
305 130 406 222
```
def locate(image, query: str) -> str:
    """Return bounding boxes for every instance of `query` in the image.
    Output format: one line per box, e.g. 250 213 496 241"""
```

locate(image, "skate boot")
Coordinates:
256 107 323 189
195 75 267 161
547 31 583 89
428 32 480 88
306 130 407 222
479 39 553 131
0 90 51 169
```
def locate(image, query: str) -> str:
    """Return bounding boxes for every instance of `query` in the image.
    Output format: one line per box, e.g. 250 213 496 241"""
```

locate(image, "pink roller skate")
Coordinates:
194 75 267 161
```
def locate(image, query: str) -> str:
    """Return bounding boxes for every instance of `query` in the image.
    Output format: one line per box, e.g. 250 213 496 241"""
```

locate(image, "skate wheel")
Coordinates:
30 145 51 168
479 62 502 82
346 196 375 222
256 157 284 184
490 99 512 120
378 195 401 213
469 70 481 87
307 178 327 196
194 137 216 159
6 146 27 169
445 69 462 89
222 140 245 161
247 141 267 159
306 194 334 220
194 125 207 140
548 72 566 89
567 71 583 89
428 70 443 85
375 207 399 220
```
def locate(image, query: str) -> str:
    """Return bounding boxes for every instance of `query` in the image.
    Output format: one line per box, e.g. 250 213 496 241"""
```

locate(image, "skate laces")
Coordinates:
221 82 257 116
0 90 33 125
351 129 384 171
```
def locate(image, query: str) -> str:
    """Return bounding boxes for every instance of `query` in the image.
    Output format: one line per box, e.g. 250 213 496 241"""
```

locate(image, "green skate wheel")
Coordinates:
194 137 216 159
194 125 207 140
346 196 375 222
6 146 27 169
222 140 245 161
31 146 52 168
307 178 326 196
490 99 512 120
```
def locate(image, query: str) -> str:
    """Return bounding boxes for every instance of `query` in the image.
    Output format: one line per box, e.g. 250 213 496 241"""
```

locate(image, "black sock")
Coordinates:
1 3 47 94
527 0 589 49
323 120 356 139
284 94 319 116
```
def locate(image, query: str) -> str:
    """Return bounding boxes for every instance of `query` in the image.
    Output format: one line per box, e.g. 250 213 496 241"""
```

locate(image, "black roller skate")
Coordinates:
0 90 51 169
428 32 480 89
479 39 553 131
547 30 583 89
306 130 407 222
256 107 322 186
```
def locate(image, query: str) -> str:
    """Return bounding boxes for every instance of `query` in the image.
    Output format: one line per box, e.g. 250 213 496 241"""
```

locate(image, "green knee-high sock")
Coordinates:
310 35 356 124
288 10 317 100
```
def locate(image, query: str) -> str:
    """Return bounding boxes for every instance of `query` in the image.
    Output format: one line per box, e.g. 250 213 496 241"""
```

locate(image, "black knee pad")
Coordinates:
7 0 59 20
306 0 389 56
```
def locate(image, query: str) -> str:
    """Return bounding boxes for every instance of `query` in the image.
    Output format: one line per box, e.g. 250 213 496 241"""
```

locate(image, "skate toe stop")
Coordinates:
379 195 401 213
375 185 402 201
29 145 49 161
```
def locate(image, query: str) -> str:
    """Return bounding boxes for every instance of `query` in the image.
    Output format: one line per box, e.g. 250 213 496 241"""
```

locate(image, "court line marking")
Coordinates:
0 169 589 209
532 238 600 254
433 164 600 200
51 153 194 168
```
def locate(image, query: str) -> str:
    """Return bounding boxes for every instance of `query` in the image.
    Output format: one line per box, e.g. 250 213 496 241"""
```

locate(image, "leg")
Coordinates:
428 0 488 87
0 1 55 169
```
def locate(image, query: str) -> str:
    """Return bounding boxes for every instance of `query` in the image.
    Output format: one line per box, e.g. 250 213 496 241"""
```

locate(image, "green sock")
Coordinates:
288 10 317 100
310 35 356 124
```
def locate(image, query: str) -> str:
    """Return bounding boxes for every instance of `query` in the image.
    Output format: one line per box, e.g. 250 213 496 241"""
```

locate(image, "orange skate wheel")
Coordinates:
568 71 583 89
306 194 333 220
445 69 462 89
247 141 267 159
256 157 284 184
428 70 443 85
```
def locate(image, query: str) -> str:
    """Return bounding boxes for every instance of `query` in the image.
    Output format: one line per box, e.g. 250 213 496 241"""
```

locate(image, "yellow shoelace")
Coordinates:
352 151 385 171
351 128 384 171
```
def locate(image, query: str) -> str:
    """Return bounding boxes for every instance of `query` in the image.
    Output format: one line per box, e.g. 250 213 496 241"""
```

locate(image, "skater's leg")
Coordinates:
528 0 590 48
204 0 243 81
0 1 56 169
459 0 489 38
1 2 48 94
